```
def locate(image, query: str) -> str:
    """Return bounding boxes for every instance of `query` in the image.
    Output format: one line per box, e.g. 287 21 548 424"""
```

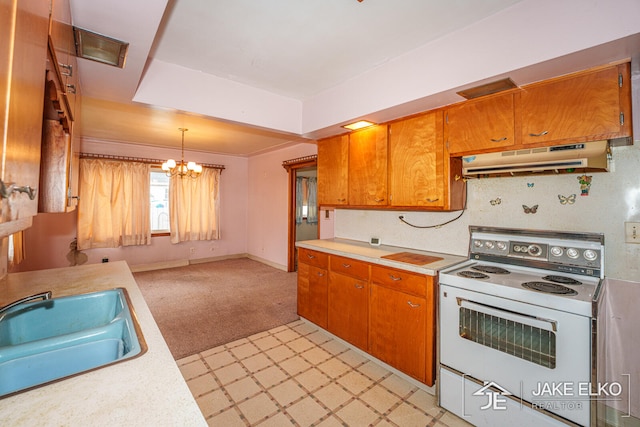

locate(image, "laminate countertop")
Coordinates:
0 261 206 427
296 238 467 276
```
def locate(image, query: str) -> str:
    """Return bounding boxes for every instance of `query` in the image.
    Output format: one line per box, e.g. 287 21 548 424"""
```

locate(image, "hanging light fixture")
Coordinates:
162 128 203 178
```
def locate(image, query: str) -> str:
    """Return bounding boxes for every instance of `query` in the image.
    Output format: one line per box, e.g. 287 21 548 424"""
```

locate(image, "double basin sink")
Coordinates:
0 288 147 398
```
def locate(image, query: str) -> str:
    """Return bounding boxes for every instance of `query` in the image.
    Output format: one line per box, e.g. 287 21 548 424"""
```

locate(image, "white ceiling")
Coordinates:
70 0 640 156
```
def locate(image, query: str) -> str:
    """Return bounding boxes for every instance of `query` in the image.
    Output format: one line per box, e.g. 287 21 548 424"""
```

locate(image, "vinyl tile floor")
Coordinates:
177 319 471 427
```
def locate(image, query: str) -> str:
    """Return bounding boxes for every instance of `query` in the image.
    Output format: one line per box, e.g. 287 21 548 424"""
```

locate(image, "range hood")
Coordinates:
462 140 610 177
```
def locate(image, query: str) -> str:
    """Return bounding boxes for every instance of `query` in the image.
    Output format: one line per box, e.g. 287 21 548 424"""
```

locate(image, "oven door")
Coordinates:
439 283 591 426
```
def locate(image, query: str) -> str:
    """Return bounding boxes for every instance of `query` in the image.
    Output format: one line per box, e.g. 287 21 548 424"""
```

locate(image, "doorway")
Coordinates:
282 155 318 272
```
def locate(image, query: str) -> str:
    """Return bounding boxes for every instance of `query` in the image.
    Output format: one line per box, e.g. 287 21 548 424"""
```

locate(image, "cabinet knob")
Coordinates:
337 198 346 202
317 272 325 277
66 84 76 94
426 198 439 202
354 284 364 289
342 263 351 268
388 274 402 281
374 198 385 203
306 254 316 259
490 137 508 142
0 180 37 200
407 301 421 308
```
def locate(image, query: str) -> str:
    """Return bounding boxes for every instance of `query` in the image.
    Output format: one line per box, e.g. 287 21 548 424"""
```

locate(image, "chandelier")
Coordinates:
162 128 203 178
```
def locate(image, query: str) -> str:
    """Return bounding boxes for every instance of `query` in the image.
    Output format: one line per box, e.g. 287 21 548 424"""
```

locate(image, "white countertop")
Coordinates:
296 238 467 275
0 261 206 427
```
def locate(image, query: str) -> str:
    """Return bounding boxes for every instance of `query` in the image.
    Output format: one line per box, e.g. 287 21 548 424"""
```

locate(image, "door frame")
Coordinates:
282 155 318 272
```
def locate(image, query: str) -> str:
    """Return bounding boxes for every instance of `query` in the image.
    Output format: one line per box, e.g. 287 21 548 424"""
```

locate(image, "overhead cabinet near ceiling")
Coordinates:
317 134 349 206
317 121 465 211
446 62 633 156
0 0 49 236
39 0 81 213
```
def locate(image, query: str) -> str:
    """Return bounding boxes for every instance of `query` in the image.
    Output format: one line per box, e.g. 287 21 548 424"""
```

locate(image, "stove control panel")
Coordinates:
468 226 605 278
470 237 603 275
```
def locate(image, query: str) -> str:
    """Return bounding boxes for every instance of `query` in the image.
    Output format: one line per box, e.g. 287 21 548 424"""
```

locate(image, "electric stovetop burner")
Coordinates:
522 281 578 295
472 265 510 274
458 270 489 279
543 275 582 285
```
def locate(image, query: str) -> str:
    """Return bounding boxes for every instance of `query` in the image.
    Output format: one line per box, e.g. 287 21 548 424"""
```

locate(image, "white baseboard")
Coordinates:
188 253 247 265
129 259 189 272
129 253 286 272
246 254 287 271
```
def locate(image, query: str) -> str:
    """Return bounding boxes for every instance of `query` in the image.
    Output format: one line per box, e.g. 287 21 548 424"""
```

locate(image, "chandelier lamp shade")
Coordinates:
162 128 203 178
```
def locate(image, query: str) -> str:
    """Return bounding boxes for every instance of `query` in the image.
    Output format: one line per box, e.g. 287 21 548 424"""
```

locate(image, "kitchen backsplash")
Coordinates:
335 145 640 281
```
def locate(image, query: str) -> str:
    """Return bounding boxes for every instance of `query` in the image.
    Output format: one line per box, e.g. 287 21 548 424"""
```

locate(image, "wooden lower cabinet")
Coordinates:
369 283 428 384
297 249 329 328
328 271 369 351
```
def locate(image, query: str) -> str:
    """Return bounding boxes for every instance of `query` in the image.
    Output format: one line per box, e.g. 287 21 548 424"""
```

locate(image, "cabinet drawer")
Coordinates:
298 248 328 269
330 255 369 280
371 265 431 297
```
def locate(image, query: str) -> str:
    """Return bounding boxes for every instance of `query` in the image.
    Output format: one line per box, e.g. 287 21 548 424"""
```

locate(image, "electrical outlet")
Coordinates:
625 222 640 243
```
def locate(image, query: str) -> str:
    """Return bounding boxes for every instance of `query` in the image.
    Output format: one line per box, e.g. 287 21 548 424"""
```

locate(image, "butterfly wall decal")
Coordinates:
527 183 534 188
522 205 538 214
558 194 576 205
490 198 501 206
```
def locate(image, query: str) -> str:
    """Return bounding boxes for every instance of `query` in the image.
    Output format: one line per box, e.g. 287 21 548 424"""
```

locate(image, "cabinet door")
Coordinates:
369 284 426 383
389 112 444 207
445 92 515 155
317 134 349 206
519 65 627 146
328 271 368 351
0 0 48 233
348 125 388 206
297 262 328 328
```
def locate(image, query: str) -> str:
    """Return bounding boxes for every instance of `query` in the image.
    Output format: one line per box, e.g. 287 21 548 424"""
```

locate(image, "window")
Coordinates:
150 169 170 233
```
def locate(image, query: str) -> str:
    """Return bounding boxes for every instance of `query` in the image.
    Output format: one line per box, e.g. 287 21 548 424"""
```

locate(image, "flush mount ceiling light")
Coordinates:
162 128 203 179
342 120 376 131
456 78 518 100
73 26 129 68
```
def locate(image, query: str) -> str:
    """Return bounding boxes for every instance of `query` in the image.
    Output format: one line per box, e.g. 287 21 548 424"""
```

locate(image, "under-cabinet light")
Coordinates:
342 120 375 131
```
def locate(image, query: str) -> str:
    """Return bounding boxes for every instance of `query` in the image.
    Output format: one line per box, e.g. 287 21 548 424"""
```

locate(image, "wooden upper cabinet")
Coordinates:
445 92 515 155
348 125 388 206
389 112 445 207
317 134 349 206
518 63 631 146
0 0 49 235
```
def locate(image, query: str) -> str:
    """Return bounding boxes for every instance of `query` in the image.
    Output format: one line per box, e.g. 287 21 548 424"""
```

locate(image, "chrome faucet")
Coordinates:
0 291 52 316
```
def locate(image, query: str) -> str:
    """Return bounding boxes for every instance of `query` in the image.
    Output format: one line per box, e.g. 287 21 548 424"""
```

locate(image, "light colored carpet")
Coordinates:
134 258 299 360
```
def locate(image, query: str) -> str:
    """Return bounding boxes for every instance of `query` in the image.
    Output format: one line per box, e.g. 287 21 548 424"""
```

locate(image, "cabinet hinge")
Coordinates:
620 112 625 126
619 73 623 88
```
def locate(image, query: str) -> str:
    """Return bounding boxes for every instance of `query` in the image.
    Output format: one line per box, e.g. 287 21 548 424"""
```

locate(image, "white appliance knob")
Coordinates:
550 246 564 257
583 250 598 261
566 248 580 259
496 242 507 251
485 241 495 249
474 240 483 248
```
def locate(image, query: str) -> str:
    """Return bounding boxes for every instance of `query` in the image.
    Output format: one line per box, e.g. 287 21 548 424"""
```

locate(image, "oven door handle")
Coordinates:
456 297 558 332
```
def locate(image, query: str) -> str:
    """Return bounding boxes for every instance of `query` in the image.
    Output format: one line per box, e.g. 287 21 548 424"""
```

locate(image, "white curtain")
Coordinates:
169 167 221 243
77 159 151 250
307 177 318 224
295 177 305 225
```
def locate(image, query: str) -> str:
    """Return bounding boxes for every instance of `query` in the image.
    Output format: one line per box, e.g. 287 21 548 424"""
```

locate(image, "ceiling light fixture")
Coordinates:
162 128 203 179
342 120 375 131
73 26 129 68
